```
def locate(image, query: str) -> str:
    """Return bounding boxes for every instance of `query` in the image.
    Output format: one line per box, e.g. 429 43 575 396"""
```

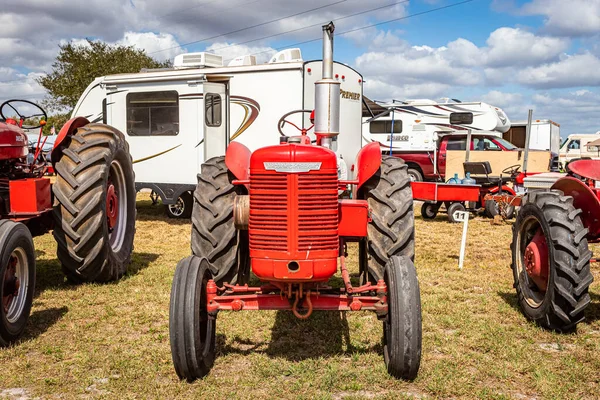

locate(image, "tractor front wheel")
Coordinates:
511 190 593 331
383 255 422 380
191 156 249 285
53 123 136 282
169 256 216 381
359 156 414 283
0 221 35 346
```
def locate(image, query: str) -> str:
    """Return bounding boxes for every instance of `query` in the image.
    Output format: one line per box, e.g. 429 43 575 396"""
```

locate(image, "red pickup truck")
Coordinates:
395 132 523 181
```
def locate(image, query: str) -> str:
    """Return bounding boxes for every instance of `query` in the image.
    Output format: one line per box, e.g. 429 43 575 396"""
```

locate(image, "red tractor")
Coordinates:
0 100 136 346
511 159 598 331
169 23 421 381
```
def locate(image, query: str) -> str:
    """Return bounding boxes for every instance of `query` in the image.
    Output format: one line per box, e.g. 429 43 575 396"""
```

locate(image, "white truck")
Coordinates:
72 49 363 217
504 119 561 153
559 132 600 168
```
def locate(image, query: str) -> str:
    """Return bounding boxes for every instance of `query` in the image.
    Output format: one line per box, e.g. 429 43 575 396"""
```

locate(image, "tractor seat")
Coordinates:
463 161 511 186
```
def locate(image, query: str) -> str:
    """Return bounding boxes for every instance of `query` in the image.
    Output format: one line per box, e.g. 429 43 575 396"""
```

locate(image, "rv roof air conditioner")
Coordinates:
228 55 257 67
268 48 303 64
174 52 223 69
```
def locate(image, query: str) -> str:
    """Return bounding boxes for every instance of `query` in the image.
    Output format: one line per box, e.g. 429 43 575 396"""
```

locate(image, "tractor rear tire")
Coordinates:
383 255 422 380
0 221 36 347
53 123 136 282
511 190 593 332
191 157 249 285
170 256 216 381
360 156 414 284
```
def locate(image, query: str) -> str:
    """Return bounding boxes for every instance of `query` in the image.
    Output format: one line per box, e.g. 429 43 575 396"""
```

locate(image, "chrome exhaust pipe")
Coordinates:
314 22 340 148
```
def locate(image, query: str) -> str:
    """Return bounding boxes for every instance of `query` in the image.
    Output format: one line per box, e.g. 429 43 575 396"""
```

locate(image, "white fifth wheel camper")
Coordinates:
73 50 363 217
362 98 511 152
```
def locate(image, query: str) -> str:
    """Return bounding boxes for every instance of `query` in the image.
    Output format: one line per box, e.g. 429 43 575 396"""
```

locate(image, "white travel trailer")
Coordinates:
362 98 510 152
73 50 363 217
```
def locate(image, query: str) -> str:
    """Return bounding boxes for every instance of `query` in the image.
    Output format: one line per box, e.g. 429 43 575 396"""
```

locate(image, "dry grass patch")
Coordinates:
0 195 598 399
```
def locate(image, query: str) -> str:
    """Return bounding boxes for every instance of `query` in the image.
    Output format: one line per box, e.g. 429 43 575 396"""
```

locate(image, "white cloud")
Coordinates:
205 42 276 65
521 0 600 37
117 32 184 61
517 53 600 88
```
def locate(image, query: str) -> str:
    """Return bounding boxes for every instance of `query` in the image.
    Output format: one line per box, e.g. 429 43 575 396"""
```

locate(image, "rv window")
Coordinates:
370 120 402 134
205 93 222 127
126 91 179 136
446 137 466 151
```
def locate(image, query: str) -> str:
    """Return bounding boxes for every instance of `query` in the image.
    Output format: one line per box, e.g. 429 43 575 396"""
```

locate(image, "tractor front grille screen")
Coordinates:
249 171 338 255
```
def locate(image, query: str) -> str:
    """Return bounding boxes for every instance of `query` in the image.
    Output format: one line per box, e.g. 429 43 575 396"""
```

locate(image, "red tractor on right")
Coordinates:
511 159 598 331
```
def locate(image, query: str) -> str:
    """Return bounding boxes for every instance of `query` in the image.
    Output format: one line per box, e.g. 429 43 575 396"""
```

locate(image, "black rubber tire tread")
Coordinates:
447 202 465 223
169 256 216 381
360 156 415 283
383 255 422 380
165 191 193 219
52 123 136 282
420 202 438 220
0 220 36 346
407 167 423 182
511 190 593 332
191 157 249 285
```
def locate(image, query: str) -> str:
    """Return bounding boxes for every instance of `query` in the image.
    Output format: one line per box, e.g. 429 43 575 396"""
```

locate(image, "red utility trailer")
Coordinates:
411 181 481 223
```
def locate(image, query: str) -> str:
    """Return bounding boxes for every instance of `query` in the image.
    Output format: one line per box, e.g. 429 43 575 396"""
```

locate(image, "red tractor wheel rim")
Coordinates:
106 181 118 230
524 229 549 292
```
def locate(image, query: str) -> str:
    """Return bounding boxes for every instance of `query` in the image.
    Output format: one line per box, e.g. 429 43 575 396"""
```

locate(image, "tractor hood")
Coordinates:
0 121 28 160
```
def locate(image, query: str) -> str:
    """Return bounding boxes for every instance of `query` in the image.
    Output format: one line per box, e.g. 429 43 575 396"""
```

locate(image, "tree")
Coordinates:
38 40 171 112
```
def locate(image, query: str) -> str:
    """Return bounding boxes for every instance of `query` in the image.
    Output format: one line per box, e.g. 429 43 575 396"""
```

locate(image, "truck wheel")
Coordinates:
0 221 35 346
165 192 193 219
511 190 593 332
447 202 465 223
53 123 136 282
359 156 414 283
383 255 421 380
191 157 249 285
420 202 439 220
170 256 216 381
484 199 515 219
407 167 423 182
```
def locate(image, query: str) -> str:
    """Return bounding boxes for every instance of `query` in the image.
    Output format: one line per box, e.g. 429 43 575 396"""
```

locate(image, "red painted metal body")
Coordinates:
249 143 339 282
411 181 480 202
0 122 28 160
551 176 600 241
225 141 251 183
51 116 89 161
9 178 52 215
354 142 381 191
338 200 369 238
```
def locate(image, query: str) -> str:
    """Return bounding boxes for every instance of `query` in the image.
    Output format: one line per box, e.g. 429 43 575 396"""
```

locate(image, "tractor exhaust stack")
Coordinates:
314 22 340 148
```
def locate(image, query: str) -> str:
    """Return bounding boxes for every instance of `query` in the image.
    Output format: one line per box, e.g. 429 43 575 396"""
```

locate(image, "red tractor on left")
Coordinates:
0 99 136 346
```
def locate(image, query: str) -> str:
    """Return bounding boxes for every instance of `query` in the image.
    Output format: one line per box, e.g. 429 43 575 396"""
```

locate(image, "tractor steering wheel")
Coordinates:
0 99 47 129
502 164 521 176
277 109 314 137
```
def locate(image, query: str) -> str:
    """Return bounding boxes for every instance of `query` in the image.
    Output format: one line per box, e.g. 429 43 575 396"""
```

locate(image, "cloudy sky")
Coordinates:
1 0 599 136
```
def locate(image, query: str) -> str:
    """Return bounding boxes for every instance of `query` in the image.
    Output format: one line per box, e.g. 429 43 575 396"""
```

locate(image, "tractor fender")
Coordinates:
51 116 90 164
225 141 251 184
355 142 382 191
552 176 600 239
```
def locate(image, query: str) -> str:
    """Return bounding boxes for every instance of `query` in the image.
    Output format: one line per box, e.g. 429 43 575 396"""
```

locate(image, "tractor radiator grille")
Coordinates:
249 173 288 251
297 173 338 251
249 171 338 254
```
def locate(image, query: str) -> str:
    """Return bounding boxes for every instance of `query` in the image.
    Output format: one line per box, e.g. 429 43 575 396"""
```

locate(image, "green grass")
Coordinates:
1 194 599 399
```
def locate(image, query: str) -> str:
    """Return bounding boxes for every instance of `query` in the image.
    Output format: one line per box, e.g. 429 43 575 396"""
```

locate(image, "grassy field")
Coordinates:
1 194 599 399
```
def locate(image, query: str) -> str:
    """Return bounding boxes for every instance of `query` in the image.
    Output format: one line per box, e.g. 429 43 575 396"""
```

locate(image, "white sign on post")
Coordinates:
453 210 470 270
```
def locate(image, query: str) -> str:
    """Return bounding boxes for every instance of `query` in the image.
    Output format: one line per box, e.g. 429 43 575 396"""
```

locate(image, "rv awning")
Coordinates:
586 138 600 148
362 96 386 118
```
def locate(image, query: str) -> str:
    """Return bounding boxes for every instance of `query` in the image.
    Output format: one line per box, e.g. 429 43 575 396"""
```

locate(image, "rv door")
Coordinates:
203 82 228 161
